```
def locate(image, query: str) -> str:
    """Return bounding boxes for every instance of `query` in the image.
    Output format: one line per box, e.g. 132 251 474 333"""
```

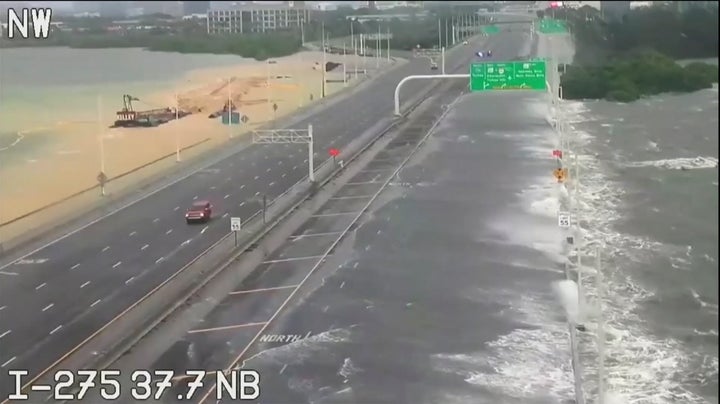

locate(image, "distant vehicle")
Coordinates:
476 50 493 58
185 201 212 224
430 61 438 70
463 40 468 45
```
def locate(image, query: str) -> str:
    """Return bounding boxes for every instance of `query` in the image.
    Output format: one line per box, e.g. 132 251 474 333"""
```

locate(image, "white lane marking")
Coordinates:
303 159 308 163
222 213 229 218
279 364 288 375
340 282 346 289
264 155 268 160
166 229 173 235
224 194 230 199
42 303 54 312
289 154 294 158
266 168 271 173
201 226 209 234
15 258 49 265
346 181 382 185
229 285 299 295
210 186 216 190
112 261 122 269
193 196 198 200
101 246 110 252
1 357 16 368
353 262 359 269
35 282 47 290
156 257 164 264
310 212 358 217
181 239 192 246
240 184 245 189
278 161 283 165
226 177 232 182
254 191 260 196
282 173 286 178
0 133 293 272
90 299 101 307
269 182 275 187
129 231 137 236
254 175 259 180
289 231 342 240
50 325 62 335
293 165 298 170
0 271 18 276
261 255 326 264
0 330 11 339
330 195 373 200
174 206 180 211
0 306 6 311
141 244 149 250
239 202 245 207
80 281 91 288
152 218 159 223
125 277 134 284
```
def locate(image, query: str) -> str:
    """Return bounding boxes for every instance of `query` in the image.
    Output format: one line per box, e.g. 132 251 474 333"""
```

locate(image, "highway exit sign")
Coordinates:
470 61 547 92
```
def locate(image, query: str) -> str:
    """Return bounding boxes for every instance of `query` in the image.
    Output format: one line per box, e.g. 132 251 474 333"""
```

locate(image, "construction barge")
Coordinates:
111 94 191 128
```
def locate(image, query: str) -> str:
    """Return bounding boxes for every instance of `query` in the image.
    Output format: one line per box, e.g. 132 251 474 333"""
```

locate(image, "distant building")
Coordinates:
184 1 211 15
600 0 630 22
206 2 310 35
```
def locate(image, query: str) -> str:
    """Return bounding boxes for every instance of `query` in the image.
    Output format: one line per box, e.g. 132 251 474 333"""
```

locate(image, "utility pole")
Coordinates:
300 19 305 46
386 27 391 62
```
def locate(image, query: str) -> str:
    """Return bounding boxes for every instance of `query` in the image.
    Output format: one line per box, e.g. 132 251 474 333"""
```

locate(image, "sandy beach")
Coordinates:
0 50 395 245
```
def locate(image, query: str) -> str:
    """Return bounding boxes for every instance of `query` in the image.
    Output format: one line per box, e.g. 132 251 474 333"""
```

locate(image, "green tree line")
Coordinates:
549 4 718 102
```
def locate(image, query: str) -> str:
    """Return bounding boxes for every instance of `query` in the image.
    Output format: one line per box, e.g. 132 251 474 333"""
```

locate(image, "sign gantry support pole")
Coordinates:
252 124 315 183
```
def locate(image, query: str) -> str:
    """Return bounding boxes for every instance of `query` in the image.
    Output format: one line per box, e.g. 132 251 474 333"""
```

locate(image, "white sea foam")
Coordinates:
624 156 719 170
557 99 715 404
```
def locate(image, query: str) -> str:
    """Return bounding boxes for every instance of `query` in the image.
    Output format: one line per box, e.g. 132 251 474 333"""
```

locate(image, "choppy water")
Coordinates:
565 85 718 404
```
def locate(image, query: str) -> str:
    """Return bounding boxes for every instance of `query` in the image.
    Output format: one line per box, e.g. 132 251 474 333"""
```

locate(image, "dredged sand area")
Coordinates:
0 50 396 246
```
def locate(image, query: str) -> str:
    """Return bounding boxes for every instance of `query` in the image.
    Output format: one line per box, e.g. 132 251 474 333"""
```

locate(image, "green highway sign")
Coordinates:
482 25 500 35
538 18 568 34
470 61 547 92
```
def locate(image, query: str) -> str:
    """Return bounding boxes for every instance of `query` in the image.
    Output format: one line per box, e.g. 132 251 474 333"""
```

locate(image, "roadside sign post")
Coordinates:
230 217 242 246
558 212 571 228
97 171 108 197
470 61 547 92
329 148 340 167
252 124 315 183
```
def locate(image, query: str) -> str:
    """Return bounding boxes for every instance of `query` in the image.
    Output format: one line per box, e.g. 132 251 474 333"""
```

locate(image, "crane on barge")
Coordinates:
111 94 190 128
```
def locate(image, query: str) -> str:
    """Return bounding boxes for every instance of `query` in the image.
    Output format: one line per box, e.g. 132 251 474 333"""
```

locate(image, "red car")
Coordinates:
185 200 212 224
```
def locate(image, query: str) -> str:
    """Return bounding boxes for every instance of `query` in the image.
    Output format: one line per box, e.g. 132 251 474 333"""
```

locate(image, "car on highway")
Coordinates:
476 50 493 58
185 200 213 224
463 40 468 45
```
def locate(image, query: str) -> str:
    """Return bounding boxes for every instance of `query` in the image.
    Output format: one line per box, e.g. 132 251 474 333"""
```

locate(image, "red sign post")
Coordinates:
552 149 563 159
329 148 340 166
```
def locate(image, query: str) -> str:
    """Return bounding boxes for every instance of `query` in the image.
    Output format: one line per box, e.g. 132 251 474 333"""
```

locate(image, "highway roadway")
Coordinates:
98 29 536 404
0 33 506 400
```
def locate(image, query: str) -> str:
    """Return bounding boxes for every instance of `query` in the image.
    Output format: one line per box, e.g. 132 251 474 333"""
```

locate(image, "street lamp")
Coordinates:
96 95 107 197
266 59 277 117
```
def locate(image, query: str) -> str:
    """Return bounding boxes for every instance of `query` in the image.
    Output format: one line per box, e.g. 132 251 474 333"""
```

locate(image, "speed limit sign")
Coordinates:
558 212 571 228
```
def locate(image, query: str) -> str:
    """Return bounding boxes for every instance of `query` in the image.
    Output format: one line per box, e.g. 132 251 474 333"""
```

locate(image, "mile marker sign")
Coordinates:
230 217 242 232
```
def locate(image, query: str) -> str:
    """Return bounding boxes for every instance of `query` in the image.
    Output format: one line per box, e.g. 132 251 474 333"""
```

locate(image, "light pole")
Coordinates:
266 59 277 118
387 27 391 63
351 17 358 80
342 42 347 87
96 95 107 197
174 92 180 162
227 77 233 138
321 22 327 98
